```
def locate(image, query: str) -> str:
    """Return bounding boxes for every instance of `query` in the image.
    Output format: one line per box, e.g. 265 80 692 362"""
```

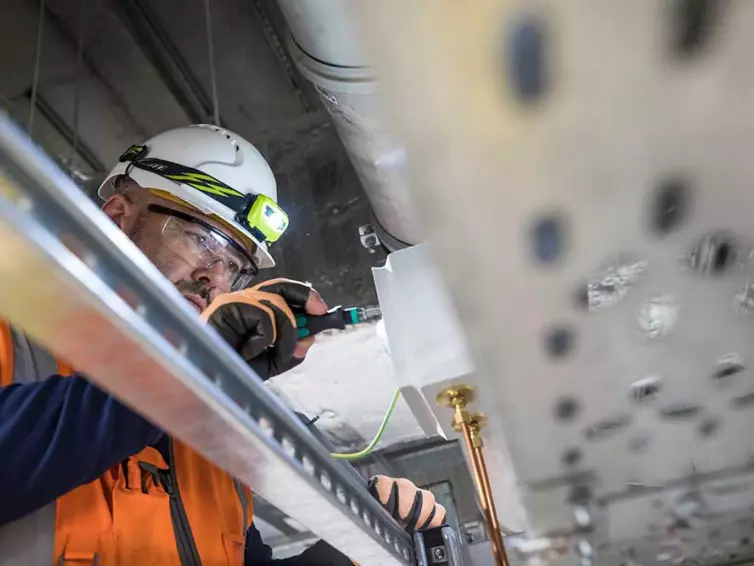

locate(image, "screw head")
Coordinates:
436 384 476 408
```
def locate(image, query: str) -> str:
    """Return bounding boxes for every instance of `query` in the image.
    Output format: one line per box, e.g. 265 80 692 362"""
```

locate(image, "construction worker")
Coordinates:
0 124 445 565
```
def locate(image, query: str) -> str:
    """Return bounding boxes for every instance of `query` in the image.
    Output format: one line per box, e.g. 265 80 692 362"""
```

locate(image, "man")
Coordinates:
0 124 444 565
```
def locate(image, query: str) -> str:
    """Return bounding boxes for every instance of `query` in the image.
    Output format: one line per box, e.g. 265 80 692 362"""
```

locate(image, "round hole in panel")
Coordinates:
670 0 720 59
554 396 581 422
629 434 651 454
531 214 566 265
562 447 583 467
698 417 720 438
651 177 690 235
545 325 575 359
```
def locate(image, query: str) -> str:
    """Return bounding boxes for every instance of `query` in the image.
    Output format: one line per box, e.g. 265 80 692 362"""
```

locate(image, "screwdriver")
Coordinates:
296 305 382 338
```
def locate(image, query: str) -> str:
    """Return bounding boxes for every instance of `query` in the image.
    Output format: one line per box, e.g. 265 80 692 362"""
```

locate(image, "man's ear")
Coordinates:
101 193 141 232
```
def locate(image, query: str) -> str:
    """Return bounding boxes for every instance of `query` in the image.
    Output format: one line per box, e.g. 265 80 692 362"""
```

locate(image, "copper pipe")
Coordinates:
457 413 509 566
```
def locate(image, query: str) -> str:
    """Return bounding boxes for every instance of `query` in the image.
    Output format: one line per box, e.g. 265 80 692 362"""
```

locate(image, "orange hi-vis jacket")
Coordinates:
0 322 253 565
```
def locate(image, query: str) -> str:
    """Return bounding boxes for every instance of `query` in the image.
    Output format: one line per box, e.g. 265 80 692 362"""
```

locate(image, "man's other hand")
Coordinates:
368 475 447 534
201 278 327 380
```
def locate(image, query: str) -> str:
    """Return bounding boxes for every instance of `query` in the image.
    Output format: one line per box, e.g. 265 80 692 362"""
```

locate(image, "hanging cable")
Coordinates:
28 0 46 136
69 0 89 174
204 0 220 126
330 389 401 461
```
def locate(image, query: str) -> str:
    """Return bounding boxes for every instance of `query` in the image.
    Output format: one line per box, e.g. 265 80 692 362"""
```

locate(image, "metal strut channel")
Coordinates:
0 112 413 566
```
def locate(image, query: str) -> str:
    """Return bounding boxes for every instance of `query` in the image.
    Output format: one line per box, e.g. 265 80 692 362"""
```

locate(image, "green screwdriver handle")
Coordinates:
296 306 346 338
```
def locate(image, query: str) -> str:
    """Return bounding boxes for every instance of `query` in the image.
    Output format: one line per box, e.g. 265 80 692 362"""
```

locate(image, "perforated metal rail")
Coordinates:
0 112 413 565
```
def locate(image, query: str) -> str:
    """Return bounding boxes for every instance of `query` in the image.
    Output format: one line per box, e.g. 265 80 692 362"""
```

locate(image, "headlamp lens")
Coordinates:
245 194 289 244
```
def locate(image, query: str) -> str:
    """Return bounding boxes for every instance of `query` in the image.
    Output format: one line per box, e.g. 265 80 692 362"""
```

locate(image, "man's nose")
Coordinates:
191 261 230 296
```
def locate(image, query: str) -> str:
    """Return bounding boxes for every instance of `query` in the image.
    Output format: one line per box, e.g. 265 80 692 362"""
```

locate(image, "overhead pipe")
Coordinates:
276 0 419 250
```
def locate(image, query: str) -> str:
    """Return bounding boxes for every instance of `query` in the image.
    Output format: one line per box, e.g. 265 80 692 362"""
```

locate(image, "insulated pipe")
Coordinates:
276 0 420 249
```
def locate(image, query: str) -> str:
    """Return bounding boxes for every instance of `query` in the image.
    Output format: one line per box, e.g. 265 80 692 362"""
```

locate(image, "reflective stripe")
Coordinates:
0 328 58 566
233 479 250 530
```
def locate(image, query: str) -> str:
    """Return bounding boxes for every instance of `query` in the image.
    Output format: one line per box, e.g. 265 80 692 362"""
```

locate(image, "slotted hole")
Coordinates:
301 455 315 476
651 177 689 235
660 403 702 420
531 214 565 264
281 437 296 458
584 415 631 441
713 355 745 380
257 416 274 437
687 232 738 276
631 376 662 403
335 484 347 505
732 392 754 409
320 471 332 491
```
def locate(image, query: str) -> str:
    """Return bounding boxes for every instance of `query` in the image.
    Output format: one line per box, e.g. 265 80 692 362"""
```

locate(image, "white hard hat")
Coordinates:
99 124 280 269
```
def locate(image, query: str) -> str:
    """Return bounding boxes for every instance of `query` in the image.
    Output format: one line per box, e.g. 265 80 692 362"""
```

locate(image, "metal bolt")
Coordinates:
358 224 381 253
433 546 446 561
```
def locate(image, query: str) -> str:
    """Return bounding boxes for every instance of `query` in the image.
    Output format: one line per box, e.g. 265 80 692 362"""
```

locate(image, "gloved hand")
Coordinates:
368 475 447 534
201 278 327 380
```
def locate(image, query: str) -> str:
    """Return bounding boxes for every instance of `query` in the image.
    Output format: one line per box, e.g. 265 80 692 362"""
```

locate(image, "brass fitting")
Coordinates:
453 412 488 448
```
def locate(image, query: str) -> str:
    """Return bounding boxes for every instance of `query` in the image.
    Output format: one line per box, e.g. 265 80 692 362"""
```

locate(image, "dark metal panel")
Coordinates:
262 122 387 307
113 0 211 124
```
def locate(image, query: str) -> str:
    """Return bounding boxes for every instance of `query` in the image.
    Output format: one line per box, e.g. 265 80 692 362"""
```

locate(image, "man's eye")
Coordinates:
187 231 207 245
227 260 240 275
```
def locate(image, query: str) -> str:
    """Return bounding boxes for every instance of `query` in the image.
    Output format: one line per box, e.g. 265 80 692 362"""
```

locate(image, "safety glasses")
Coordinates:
149 204 258 291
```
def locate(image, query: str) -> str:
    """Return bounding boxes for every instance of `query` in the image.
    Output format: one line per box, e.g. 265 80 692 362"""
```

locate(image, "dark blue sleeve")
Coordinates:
0 375 163 525
245 523 353 566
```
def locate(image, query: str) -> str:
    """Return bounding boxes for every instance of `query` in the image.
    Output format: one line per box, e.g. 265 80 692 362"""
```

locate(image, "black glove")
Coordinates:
368 475 447 534
201 278 323 380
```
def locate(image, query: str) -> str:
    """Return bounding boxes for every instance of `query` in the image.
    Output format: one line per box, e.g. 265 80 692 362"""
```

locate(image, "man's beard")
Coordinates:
129 215 212 311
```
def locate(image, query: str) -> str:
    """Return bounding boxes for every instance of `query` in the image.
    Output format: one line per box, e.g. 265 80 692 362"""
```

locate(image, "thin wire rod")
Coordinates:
204 0 220 126
28 0 46 136
70 0 88 173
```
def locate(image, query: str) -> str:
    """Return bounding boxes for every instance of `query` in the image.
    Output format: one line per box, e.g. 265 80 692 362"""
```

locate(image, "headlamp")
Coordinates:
237 193 289 245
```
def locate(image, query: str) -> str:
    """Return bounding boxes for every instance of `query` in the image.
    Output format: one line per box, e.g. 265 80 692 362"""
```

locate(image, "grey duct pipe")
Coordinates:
277 0 419 250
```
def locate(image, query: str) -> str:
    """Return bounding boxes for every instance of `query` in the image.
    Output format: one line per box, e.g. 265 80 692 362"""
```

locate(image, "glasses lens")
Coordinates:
161 216 256 290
